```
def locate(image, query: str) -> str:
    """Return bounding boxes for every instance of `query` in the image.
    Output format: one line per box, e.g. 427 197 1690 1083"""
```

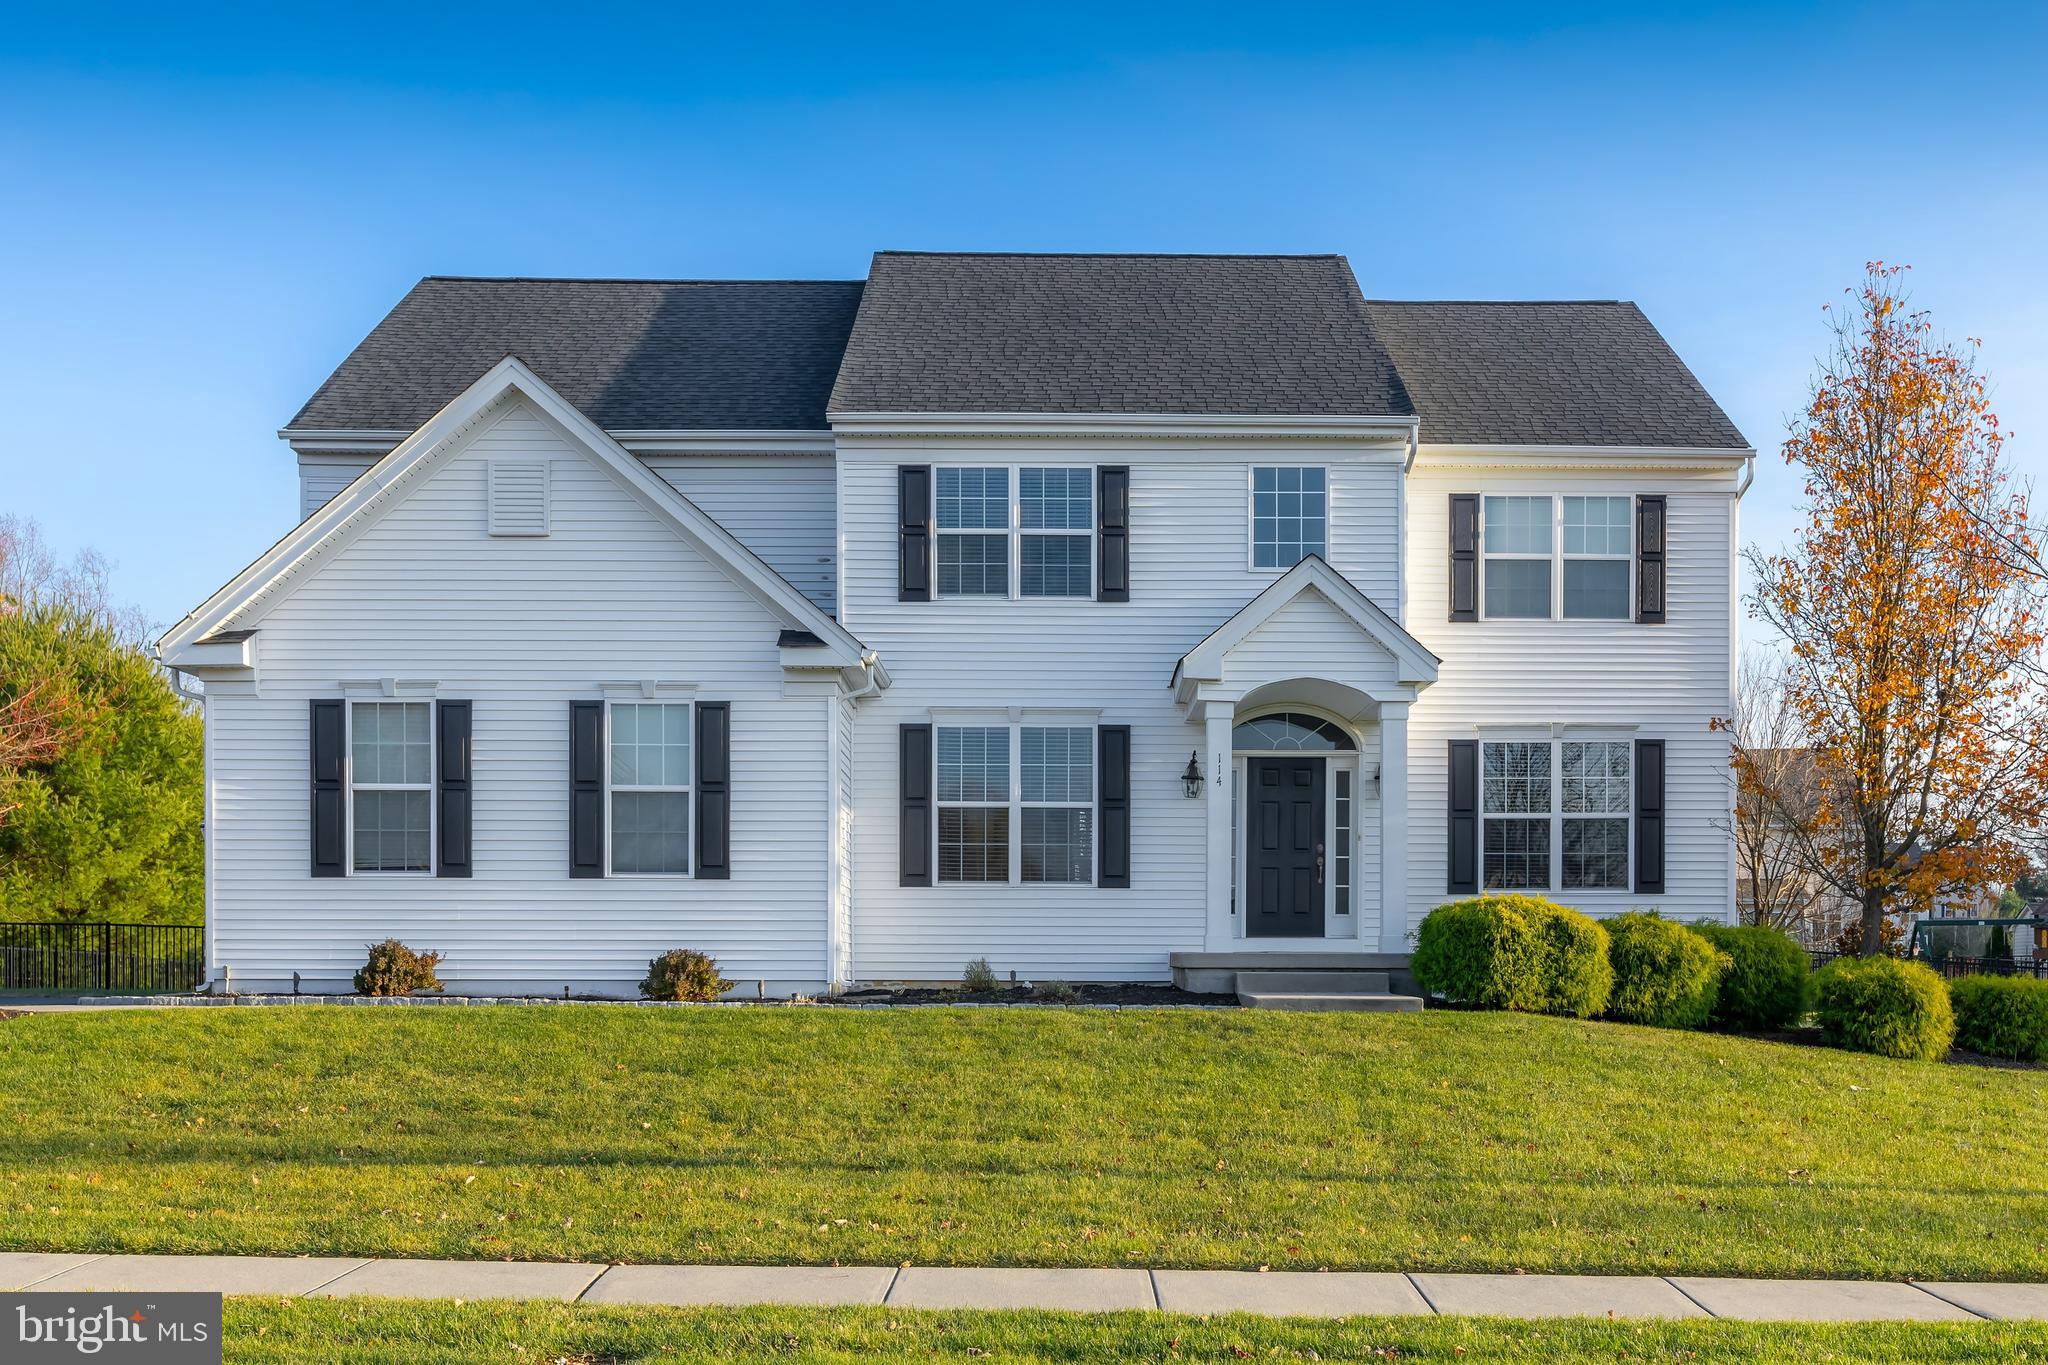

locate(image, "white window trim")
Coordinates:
1478 737 1635 893
934 719 1100 887
1246 465 1331 573
933 465 1096 602
346 699 435 878
604 699 694 880
1478 494 1637 622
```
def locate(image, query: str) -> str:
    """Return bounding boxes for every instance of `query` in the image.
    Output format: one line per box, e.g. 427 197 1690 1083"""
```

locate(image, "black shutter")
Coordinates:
1636 495 1667 624
1098 725 1131 888
1449 494 1479 622
899 465 932 602
436 700 472 878
696 702 730 880
1635 738 1666 894
1446 739 1479 895
899 723 932 887
310 699 346 878
1097 466 1130 603
569 701 604 879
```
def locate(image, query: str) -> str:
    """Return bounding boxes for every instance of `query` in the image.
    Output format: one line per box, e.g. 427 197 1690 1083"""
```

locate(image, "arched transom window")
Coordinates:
1232 712 1356 751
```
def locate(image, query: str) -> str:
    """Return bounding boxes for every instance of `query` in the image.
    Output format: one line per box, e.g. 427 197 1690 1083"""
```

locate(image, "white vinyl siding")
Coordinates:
208 398 837 994
642 454 837 613
298 453 378 522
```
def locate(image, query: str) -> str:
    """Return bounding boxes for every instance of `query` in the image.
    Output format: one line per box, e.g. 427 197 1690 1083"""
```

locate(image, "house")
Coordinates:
158 253 1752 996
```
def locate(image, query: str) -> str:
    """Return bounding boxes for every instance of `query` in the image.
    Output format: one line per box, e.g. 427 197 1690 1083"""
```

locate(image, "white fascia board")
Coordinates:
1172 556 1441 698
174 358 868 669
1413 443 1755 474
830 411 1419 443
612 429 837 454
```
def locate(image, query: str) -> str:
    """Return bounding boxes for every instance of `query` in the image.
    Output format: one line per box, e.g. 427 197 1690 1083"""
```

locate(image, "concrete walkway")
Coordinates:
5 1252 2044 1322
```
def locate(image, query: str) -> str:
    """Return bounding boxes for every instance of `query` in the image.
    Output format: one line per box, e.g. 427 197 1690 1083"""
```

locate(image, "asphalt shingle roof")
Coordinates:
827 252 1412 418
287 277 864 432
1362 300 1750 449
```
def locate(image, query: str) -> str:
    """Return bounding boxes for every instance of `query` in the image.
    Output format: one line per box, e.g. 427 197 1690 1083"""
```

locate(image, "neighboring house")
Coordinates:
158 253 1751 995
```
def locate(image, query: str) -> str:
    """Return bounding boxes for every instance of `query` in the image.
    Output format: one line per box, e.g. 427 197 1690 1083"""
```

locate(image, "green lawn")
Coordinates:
1 1005 2043 1278
217 1300 2048 1364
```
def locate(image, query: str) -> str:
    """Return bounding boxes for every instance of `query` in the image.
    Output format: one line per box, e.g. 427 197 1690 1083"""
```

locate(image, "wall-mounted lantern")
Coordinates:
1373 763 1382 793
1181 751 1205 798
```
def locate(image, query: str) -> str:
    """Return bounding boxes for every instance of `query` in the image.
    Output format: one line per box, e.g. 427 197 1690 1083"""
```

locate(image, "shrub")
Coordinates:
354 939 444 997
1813 957 1955 1061
1692 923 1810 1031
1031 979 1079 1004
1605 913 1725 1029
639 949 732 1003
961 957 1000 994
1411 896 1610 1016
1949 975 2048 1062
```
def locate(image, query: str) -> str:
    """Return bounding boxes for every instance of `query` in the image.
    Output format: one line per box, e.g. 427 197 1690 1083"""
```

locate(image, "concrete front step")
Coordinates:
1235 969 1390 995
1237 991 1425 1012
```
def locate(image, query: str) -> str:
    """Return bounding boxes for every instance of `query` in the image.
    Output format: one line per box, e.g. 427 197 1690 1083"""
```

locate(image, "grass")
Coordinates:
0 1005 2043 1278
218 1299 2048 1364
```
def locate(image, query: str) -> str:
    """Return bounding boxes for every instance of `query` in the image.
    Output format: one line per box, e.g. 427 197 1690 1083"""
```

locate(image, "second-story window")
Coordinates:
935 467 1093 599
1482 494 1635 620
1251 467 1327 569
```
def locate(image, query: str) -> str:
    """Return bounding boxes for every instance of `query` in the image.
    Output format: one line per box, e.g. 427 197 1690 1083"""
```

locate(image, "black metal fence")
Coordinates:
0 922 203 993
1808 948 2048 980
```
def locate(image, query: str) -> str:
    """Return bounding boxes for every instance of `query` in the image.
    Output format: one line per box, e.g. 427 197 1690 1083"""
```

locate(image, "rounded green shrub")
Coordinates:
1949 974 2048 1062
1411 895 1610 1016
1605 913 1725 1028
1813 957 1955 1061
639 948 733 1003
1692 922 1810 1031
1529 900 1613 1019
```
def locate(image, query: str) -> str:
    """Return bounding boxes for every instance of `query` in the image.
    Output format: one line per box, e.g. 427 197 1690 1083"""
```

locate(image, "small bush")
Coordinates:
1950 975 2048 1062
639 949 732 1003
1692 923 1810 1031
1814 956 1955 1061
961 957 1000 994
1605 913 1725 1029
1031 979 1079 1004
1411 896 1609 1016
354 939 443 997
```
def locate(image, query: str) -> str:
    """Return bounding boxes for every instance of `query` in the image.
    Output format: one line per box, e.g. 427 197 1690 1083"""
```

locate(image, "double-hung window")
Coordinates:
1480 738 1632 891
935 467 1093 599
936 722 1095 884
608 702 691 876
1482 494 1634 620
1251 466 1327 569
350 700 432 873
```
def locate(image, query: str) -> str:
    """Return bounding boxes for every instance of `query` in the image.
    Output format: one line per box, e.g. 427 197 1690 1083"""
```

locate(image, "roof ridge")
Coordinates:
871 250 1346 261
418 275 865 286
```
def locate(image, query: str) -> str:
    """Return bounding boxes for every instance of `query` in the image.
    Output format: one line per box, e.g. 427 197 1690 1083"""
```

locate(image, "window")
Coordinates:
1251 467 1326 569
1562 739 1631 889
1480 738 1633 891
609 702 690 876
1482 496 1551 618
1231 712 1355 752
936 722 1095 884
1562 497 1632 619
1481 741 1550 888
1482 494 1635 620
350 701 431 873
936 467 1093 599
1333 769 1353 916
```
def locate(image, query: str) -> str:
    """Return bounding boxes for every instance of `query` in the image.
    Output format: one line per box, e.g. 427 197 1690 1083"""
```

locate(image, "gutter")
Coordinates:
1735 450 1757 500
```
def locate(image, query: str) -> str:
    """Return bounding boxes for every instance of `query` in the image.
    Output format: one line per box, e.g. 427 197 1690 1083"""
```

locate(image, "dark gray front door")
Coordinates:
1246 756 1326 937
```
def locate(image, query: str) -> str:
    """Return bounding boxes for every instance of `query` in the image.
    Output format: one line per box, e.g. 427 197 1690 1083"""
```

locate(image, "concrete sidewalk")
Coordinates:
6 1252 2044 1322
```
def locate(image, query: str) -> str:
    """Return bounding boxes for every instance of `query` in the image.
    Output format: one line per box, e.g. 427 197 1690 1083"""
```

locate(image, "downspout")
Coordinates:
843 651 885 704
1735 450 1756 500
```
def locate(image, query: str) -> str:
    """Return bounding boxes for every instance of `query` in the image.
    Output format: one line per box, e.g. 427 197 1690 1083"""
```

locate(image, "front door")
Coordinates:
1246 756 1326 937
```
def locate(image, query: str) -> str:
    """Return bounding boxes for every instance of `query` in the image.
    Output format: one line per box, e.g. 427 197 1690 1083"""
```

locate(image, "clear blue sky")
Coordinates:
4 1 2043 632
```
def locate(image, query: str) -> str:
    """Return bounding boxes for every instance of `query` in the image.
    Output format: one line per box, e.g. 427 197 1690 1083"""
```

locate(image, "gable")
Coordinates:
162 358 867 671
1173 556 1439 700
1217 588 1400 689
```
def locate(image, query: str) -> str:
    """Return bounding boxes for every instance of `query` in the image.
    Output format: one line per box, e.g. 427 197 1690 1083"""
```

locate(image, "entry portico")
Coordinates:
1172 557 1440 954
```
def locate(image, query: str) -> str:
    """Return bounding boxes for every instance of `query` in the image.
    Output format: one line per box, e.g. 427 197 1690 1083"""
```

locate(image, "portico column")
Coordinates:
1378 700 1411 952
1203 700 1235 948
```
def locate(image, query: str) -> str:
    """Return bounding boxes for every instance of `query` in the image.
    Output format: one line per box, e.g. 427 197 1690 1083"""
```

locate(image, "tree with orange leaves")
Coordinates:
1743 264 2048 955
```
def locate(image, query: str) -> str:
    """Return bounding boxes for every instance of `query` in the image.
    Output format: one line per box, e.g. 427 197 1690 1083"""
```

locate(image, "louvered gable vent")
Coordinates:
487 459 550 536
